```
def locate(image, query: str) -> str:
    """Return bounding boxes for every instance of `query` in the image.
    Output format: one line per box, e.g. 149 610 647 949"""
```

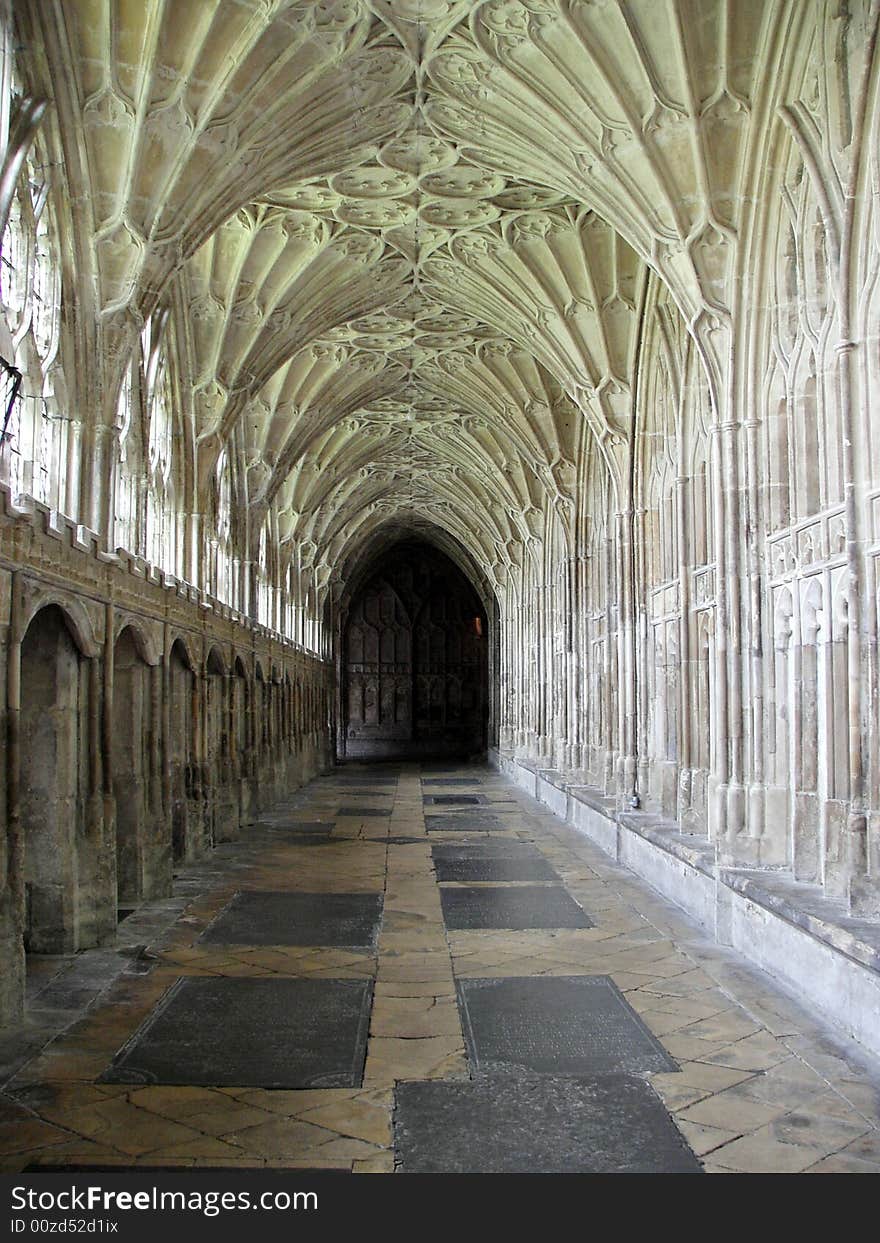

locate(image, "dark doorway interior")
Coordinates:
341 541 488 761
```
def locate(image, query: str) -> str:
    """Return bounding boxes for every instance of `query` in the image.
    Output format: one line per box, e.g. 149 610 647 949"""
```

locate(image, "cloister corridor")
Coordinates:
1 761 879 1174
1 0 880 1179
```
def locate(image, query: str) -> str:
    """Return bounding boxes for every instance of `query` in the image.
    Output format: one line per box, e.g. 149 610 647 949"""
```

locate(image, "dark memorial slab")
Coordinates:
339 784 393 791
200 891 383 947
330 777 398 786
422 778 483 787
101 977 374 1088
394 1076 702 1173
440 885 591 930
425 813 504 832
345 763 400 769
255 821 335 836
336 768 399 779
432 847 559 883
337 805 392 817
24 1165 349 1175
457 976 679 1076
432 840 544 860
424 794 485 806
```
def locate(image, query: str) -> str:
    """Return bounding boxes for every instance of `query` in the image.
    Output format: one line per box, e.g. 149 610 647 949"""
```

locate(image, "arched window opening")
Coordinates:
114 361 138 553
143 318 180 577
256 520 271 627
0 143 64 513
214 446 233 605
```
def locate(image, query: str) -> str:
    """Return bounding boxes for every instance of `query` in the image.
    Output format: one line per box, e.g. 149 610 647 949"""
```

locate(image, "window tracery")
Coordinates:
213 445 233 606
0 131 63 511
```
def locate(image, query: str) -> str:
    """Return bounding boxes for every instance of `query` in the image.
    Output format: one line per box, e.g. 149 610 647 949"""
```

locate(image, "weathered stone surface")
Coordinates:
422 779 483 787
101 978 374 1089
424 814 504 832
432 844 558 883
424 795 485 807
456 976 679 1076
394 1076 702 1173
200 891 383 948
439 885 591 930
3 0 880 1157
2 761 880 1178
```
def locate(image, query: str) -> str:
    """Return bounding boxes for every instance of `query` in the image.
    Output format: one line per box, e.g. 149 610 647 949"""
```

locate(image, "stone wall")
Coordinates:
493 258 880 920
2 0 879 1028
489 9 880 924
0 485 333 1026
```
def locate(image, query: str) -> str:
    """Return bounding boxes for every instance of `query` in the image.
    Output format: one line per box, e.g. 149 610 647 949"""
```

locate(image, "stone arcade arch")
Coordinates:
205 645 236 844
19 605 94 953
339 538 490 762
269 665 284 791
254 661 271 812
231 655 250 823
112 625 158 911
1 0 880 1071
168 638 199 863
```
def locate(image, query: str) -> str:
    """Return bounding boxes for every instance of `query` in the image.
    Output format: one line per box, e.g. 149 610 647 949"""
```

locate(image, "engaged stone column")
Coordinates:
2 572 25 1025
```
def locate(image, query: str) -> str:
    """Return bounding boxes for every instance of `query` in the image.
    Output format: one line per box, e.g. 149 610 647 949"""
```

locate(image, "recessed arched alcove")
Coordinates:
19 604 86 954
112 625 150 909
168 639 197 862
337 537 492 762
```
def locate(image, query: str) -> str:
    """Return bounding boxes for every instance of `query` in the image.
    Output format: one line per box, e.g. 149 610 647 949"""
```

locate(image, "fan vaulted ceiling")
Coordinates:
20 0 781 588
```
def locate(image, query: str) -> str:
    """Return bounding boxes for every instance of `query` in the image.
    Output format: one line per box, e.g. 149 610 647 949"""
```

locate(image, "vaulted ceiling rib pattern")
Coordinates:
18 0 793 596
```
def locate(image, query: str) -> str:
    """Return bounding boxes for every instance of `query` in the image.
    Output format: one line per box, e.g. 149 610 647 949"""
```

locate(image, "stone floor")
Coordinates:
2 762 880 1173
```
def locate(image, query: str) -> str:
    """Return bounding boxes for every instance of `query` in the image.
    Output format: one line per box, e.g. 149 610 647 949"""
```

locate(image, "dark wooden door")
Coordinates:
345 577 413 747
343 542 487 759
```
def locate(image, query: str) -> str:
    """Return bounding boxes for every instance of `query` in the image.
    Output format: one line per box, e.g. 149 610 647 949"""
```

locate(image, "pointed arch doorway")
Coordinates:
340 540 489 761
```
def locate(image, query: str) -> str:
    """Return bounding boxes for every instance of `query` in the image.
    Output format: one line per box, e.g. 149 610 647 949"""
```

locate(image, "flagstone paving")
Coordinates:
1 762 879 1173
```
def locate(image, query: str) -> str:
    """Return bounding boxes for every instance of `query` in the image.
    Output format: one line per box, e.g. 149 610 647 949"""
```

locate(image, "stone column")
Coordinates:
161 630 172 820
602 531 615 794
142 660 165 895
101 605 117 921
182 512 199 590
617 508 639 806
720 415 747 856
708 420 730 846
838 333 873 912
88 655 102 801
82 423 118 545
226 667 237 794
87 652 115 944
194 666 207 846
743 411 768 853
64 419 84 525
2 571 24 1024
149 661 162 817
676 474 693 823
